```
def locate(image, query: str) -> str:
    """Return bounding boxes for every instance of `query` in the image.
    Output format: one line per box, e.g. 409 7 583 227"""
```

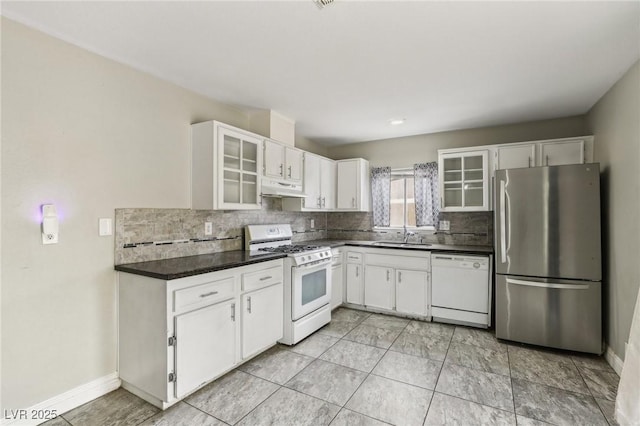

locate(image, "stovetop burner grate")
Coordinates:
258 245 322 254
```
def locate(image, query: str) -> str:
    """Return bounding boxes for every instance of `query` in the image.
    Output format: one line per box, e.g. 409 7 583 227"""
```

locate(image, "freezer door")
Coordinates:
495 164 601 281
495 274 602 354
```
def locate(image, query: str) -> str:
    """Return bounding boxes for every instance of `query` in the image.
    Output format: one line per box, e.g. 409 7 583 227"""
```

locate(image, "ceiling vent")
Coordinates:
314 0 335 9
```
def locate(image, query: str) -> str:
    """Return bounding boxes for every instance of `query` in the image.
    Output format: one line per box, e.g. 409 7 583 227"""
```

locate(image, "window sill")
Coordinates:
374 226 436 233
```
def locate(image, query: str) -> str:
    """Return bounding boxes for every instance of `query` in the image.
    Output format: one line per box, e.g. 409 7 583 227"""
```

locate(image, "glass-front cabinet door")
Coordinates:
218 125 262 209
439 150 489 211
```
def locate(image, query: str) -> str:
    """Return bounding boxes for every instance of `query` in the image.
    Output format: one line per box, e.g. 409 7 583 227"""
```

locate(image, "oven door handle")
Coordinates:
296 259 332 270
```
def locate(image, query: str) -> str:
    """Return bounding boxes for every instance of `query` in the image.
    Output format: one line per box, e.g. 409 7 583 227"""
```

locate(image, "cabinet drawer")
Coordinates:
331 248 343 265
174 278 234 312
243 265 283 292
346 252 363 263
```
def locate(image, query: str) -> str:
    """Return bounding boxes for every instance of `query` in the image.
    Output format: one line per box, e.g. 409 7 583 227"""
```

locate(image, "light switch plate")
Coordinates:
99 218 113 236
205 222 213 236
310 219 315 229
439 220 450 231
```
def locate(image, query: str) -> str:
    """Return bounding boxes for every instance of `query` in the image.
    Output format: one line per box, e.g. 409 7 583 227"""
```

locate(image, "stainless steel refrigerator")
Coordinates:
495 163 602 354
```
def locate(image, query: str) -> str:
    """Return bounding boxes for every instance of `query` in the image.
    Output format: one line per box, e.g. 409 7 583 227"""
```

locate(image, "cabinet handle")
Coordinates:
386 269 390 281
279 164 283 176
317 197 321 208
352 197 355 208
259 275 272 281
247 296 252 313
356 266 359 277
440 197 444 208
199 291 219 298
528 156 532 168
545 155 549 166
231 303 236 321
398 272 402 283
288 165 292 178
322 197 326 207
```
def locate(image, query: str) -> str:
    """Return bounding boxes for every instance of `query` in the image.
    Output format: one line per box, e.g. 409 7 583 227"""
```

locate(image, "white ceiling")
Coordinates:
2 1 639 146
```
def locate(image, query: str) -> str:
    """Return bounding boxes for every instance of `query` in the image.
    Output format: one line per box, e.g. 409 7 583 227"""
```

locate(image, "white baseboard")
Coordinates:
2 373 121 426
605 345 624 375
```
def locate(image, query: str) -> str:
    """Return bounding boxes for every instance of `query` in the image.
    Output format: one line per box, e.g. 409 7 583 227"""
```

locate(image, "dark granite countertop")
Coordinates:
115 251 287 280
301 239 494 255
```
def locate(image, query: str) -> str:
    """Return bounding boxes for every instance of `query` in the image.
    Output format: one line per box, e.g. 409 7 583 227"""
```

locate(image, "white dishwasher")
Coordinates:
431 253 491 328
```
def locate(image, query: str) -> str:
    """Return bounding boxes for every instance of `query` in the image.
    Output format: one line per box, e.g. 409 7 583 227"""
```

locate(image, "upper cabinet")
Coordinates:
282 152 336 211
263 139 303 184
192 121 263 210
337 158 370 212
495 137 591 171
439 150 490 212
495 143 536 170
440 136 593 212
539 139 585 166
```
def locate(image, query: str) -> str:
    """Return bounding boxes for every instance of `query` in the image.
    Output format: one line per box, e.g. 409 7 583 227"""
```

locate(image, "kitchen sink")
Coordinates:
371 241 432 249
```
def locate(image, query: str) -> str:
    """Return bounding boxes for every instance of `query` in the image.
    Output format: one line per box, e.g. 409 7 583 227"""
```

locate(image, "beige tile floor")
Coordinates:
43 308 619 426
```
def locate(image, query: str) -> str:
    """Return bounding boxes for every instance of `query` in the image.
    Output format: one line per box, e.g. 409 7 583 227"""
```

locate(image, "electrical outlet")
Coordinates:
204 222 213 236
310 219 315 229
439 220 450 231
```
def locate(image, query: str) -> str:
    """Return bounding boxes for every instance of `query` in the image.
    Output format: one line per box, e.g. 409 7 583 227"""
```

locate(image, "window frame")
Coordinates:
374 168 435 232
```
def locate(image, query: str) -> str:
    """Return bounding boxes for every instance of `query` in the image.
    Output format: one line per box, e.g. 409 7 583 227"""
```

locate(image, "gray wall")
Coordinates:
328 116 587 167
586 60 640 361
0 18 325 411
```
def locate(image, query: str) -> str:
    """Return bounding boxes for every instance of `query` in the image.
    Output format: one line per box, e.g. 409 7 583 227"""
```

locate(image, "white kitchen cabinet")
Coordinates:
241 283 283 359
286 147 303 182
175 299 236 398
337 158 370 211
438 150 490 211
345 251 364 305
495 138 588 171
331 248 344 309
364 265 395 310
396 269 429 316
118 259 284 409
540 139 584 166
282 152 336 211
263 139 303 183
191 121 263 210
361 248 431 317
495 144 536 170
320 157 337 210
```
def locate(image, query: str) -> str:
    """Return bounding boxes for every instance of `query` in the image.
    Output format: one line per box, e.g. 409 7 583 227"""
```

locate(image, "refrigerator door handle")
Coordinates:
499 180 507 264
506 278 590 290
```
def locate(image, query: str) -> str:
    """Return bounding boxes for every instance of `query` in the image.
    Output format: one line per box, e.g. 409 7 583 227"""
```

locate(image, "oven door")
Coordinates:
291 259 332 321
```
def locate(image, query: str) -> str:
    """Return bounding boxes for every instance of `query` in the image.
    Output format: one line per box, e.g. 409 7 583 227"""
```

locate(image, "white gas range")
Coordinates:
245 224 332 345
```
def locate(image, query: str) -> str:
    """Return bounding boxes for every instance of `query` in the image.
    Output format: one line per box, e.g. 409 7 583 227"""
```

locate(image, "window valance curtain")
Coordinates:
414 162 439 227
371 166 391 227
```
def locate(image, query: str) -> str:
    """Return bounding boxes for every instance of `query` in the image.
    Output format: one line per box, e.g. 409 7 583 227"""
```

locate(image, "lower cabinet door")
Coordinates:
331 264 344 309
242 283 284 359
396 269 428 316
346 264 363 304
174 299 236 398
364 265 395 310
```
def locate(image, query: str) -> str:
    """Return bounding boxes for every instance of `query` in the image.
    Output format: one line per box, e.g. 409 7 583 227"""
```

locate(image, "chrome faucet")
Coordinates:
403 227 416 243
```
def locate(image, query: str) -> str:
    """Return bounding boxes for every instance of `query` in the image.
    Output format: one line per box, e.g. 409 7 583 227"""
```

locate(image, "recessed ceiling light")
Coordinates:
314 0 335 9
389 118 406 126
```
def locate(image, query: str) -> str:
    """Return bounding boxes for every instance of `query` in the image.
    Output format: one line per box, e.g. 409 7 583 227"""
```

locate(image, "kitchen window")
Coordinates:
373 165 438 230
390 172 417 228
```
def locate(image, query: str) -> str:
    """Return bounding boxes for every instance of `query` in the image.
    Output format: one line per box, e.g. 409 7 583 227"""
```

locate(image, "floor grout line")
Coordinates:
60 308 613 426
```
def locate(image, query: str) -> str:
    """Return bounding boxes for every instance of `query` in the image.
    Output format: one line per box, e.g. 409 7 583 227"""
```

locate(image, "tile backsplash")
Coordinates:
115 201 493 265
326 211 493 247
114 198 327 265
